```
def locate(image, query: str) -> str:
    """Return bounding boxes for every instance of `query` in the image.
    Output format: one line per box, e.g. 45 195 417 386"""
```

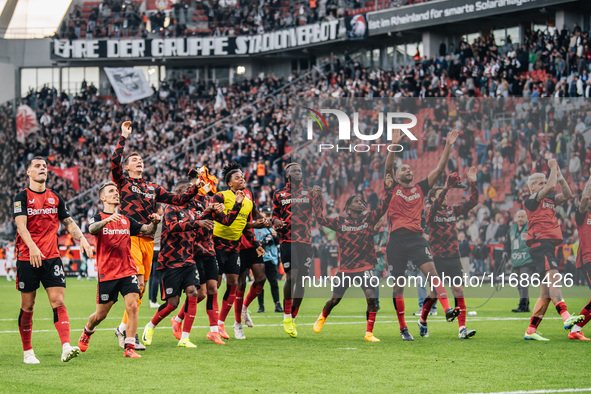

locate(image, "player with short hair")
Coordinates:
273 162 320 338
78 182 160 358
384 129 461 341
523 159 584 340
421 167 479 340
212 162 265 340
312 174 394 342
13 156 93 364
141 180 214 348
568 175 591 340
112 121 202 349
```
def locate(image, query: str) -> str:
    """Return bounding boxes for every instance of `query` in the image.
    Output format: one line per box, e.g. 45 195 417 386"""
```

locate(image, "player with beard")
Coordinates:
78 182 160 358
523 159 583 340
13 157 93 363
212 162 266 340
421 167 479 340
384 129 461 341
568 176 591 340
273 163 320 338
311 174 394 342
112 122 203 349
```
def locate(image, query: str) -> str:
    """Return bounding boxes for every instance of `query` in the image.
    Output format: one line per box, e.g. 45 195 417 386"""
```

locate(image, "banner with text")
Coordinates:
367 0 575 35
51 20 343 60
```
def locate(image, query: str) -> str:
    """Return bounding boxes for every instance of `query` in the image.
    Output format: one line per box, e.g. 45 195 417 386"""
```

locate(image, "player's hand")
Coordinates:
255 246 266 257
251 218 268 229
391 129 403 144
121 121 132 139
197 220 215 230
29 244 46 268
446 129 459 146
312 185 322 197
149 213 161 224
547 158 557 170
446 172 460 188
273 219 287 230
384 173 394 189
235 190 245 204
106 213 122 223
80 237 93 259
467 166 477 183
212 203 224 214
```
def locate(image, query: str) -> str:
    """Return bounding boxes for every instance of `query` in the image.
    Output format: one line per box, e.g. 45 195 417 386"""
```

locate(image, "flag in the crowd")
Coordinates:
214 88 227 112
48 165 80 191
16 105 39 143
104 67 154 104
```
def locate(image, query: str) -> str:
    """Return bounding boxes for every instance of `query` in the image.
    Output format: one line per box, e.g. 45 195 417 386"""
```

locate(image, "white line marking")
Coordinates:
465 388 591 394
0 316 564 334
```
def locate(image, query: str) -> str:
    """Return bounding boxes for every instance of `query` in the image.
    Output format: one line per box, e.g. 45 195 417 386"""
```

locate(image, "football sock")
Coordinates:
206 294 218 328
526 315 543 335
555 301 570 321
456 298 467 328
18 309 33 351
182 297 198 335
124 337 135 350
234 290 245 323
244 284 264 307
53 306 70 345
292 307 300 319
393 298 406 330
219 285 237 323
84 325 95 336
434 283 451 310
367 311 377 333
284 299 293 319
421 297 437 322
572 299 591 332
150 302 177 327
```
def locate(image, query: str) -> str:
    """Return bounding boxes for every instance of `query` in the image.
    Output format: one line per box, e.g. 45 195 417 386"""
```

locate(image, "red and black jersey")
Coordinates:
13 188 70 261
387 178 430 234
111 136 200 229
191 195 216 257
158 204 204 270
314 188 393 273
212 189 258 253
427 182 478 258
272 183 319 244
523 193 563 245
575 209 591 268
91 212 142 282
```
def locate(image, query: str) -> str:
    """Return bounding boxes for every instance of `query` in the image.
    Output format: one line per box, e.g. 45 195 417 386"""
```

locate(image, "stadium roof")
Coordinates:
0 0 72 39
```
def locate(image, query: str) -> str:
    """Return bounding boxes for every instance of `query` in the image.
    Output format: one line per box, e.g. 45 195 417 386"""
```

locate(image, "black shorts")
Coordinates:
216 250 240 275
16 257 66 293
332 271 376 296
239 247 265 274
196 255 219 282
280 242 313 274
386 232 433 277
97 276 140 304
433 256 464 280
160 265 200 300
529 240 559 275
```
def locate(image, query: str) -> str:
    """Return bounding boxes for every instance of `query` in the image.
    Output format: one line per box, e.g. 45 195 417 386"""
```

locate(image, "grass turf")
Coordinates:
0 278 590 393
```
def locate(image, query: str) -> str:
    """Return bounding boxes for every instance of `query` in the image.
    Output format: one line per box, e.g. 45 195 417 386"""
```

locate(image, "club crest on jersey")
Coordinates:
121 218 127 225
48 197 55 204
301 191 308 195
147 186 155 190
411 188 416 193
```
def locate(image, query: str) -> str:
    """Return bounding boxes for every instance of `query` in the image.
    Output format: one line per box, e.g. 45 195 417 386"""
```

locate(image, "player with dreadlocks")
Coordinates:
272 162 320 338
311 174 394 342
212 162 266 340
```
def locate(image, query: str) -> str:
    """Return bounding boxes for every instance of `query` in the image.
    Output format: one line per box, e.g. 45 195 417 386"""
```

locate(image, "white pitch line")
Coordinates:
0 316 564 334
465 388 591 394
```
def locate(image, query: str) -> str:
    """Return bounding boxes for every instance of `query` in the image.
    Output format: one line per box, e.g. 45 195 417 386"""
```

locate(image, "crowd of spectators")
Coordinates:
3 26 591 281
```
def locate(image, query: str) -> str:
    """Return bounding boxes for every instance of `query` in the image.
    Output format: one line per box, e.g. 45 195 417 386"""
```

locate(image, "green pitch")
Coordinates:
0 279 589 393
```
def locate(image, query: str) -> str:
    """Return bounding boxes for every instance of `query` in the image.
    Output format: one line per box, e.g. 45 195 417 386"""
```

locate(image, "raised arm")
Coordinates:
553 162 573 205
384 130 403 178
579 177 591 214
367 174 395 226
427 129 458 188
111 122 130 186
535 159 558 202
138 213 161 236
452 167 479 216
311 186 338 230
